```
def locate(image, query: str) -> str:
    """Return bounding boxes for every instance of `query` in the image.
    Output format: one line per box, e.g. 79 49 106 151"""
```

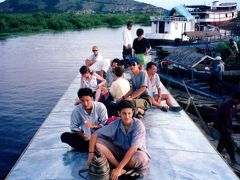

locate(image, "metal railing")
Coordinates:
150 16 189 22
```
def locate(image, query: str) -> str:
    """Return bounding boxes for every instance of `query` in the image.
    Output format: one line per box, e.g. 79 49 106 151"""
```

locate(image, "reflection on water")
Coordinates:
0 26 150 179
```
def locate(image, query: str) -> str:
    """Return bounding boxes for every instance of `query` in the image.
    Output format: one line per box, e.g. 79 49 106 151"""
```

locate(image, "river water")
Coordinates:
0 26 150 179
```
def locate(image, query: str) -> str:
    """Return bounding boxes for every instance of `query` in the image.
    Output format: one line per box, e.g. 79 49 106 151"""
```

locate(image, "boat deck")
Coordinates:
7 74 238 179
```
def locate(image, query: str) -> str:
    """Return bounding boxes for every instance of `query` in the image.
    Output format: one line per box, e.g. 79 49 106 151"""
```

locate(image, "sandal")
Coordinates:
169 106 182 112
122 169 140 178
160 106 168 112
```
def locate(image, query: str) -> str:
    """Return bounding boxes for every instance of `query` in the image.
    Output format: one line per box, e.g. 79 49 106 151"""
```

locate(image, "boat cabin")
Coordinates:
185 1 238 26
145 5 195 45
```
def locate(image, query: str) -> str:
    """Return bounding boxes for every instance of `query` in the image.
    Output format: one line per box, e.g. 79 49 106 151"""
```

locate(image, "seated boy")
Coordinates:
88 100 150 179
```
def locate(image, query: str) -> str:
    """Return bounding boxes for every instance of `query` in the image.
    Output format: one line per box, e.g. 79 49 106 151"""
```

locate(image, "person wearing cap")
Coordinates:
209 56 224 95
61 88 108 152
122 21 133 62
122 59 152 117
133 28 151 70
88 100 150 179
229 38 239 62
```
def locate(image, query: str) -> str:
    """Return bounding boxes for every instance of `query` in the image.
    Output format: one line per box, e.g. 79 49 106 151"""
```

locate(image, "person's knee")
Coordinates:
96 138 107 150
60 132 71 143
132 151 149 169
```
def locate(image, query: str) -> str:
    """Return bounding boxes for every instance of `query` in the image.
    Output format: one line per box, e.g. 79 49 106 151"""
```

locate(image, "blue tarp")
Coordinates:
7 74 238 179
165 5 194 21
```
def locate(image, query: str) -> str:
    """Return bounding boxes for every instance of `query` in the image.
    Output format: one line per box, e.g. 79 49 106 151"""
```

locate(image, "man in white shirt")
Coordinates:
122 21 133 62
146 62 182 112
85 45 105 77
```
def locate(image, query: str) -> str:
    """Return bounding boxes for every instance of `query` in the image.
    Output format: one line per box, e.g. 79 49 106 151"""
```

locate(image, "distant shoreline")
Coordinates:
0 13 157 37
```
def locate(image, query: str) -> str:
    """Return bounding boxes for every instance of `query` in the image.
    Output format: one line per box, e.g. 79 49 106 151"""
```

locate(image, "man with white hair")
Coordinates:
85 46 108 77
210 56 224 95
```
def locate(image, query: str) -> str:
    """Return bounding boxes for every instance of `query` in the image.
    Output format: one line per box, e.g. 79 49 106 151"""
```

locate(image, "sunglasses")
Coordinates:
129 62 136 66
92 49 98 52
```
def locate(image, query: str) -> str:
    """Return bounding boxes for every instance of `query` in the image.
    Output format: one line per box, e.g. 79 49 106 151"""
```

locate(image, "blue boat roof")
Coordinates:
165 5 194 21
7 74 238 179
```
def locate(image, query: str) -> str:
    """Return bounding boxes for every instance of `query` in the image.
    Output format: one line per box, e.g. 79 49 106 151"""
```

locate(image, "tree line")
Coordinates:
0 13 156 34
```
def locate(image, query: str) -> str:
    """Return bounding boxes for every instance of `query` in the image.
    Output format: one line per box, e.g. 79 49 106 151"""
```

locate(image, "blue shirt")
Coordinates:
70 101 108 139
96 118 149 156
132 71 149 96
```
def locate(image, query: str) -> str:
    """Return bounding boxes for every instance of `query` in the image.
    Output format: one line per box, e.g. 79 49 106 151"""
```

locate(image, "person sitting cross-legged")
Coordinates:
121 59 152 117
88 100 150 180
146 62 182 112
61 88 108 152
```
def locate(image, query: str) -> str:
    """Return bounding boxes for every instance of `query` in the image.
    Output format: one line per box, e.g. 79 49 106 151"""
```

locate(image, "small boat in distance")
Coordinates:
185 1 238 27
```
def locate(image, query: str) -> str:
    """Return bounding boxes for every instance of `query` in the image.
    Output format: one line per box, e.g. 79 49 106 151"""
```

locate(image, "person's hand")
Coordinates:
87 152 94 165
126 96 133 100
84 120 94 128
156 95 161 102
111 167 122 180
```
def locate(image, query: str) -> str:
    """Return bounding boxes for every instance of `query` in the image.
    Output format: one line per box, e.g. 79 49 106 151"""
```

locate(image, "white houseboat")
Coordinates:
185 1 238 27
145 5 195 45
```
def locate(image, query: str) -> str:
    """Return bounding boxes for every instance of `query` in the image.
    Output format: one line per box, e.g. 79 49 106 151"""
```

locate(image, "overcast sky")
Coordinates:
0 0 238 10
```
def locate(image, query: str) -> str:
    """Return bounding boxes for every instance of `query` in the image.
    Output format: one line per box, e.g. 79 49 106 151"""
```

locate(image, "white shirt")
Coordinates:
110 77 130 101
88 53 103 62
147 73 161 98
88 53 105 72
123 28 133 47
82 73 98 91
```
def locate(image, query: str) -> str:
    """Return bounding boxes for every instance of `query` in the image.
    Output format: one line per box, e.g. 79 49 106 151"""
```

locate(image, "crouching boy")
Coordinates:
88 100 150 180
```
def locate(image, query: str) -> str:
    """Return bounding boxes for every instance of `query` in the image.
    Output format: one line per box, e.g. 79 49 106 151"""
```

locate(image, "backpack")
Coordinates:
79 150 110 180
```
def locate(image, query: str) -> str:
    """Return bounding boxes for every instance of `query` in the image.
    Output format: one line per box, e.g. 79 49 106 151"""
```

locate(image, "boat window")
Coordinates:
225 14 228 17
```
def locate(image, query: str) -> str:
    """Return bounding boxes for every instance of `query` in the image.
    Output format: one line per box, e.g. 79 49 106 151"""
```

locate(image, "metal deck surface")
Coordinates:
7 74 238 180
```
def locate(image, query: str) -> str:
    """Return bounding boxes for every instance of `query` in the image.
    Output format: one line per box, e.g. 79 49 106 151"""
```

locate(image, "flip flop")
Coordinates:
169 106 182 112
160 106 168 112
123 169 140 178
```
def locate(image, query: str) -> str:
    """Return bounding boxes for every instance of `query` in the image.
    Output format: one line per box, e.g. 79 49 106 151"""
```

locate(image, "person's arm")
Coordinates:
123 30 127 48
131 86 147 99
156 75 162 101
88 133 98 164
70 109 88 140
144 39 152 55
85 55 96 66
80 76 83 88
97 103 108 126
84 120 103 129
95 73 106 88
156 87 162 101
122 88 133 100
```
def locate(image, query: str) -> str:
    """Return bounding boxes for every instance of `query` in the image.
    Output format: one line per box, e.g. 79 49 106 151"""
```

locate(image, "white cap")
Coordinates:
215 56 221 60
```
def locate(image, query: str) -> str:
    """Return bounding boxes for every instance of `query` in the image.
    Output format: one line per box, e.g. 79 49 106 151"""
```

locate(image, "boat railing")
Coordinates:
150 16 188 22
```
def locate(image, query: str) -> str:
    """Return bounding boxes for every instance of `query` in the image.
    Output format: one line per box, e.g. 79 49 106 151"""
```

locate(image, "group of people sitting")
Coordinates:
60 44 182 179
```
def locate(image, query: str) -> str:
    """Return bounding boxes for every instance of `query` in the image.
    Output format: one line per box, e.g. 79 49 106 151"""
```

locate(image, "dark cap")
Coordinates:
117 100 134 111
128 57 139 65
